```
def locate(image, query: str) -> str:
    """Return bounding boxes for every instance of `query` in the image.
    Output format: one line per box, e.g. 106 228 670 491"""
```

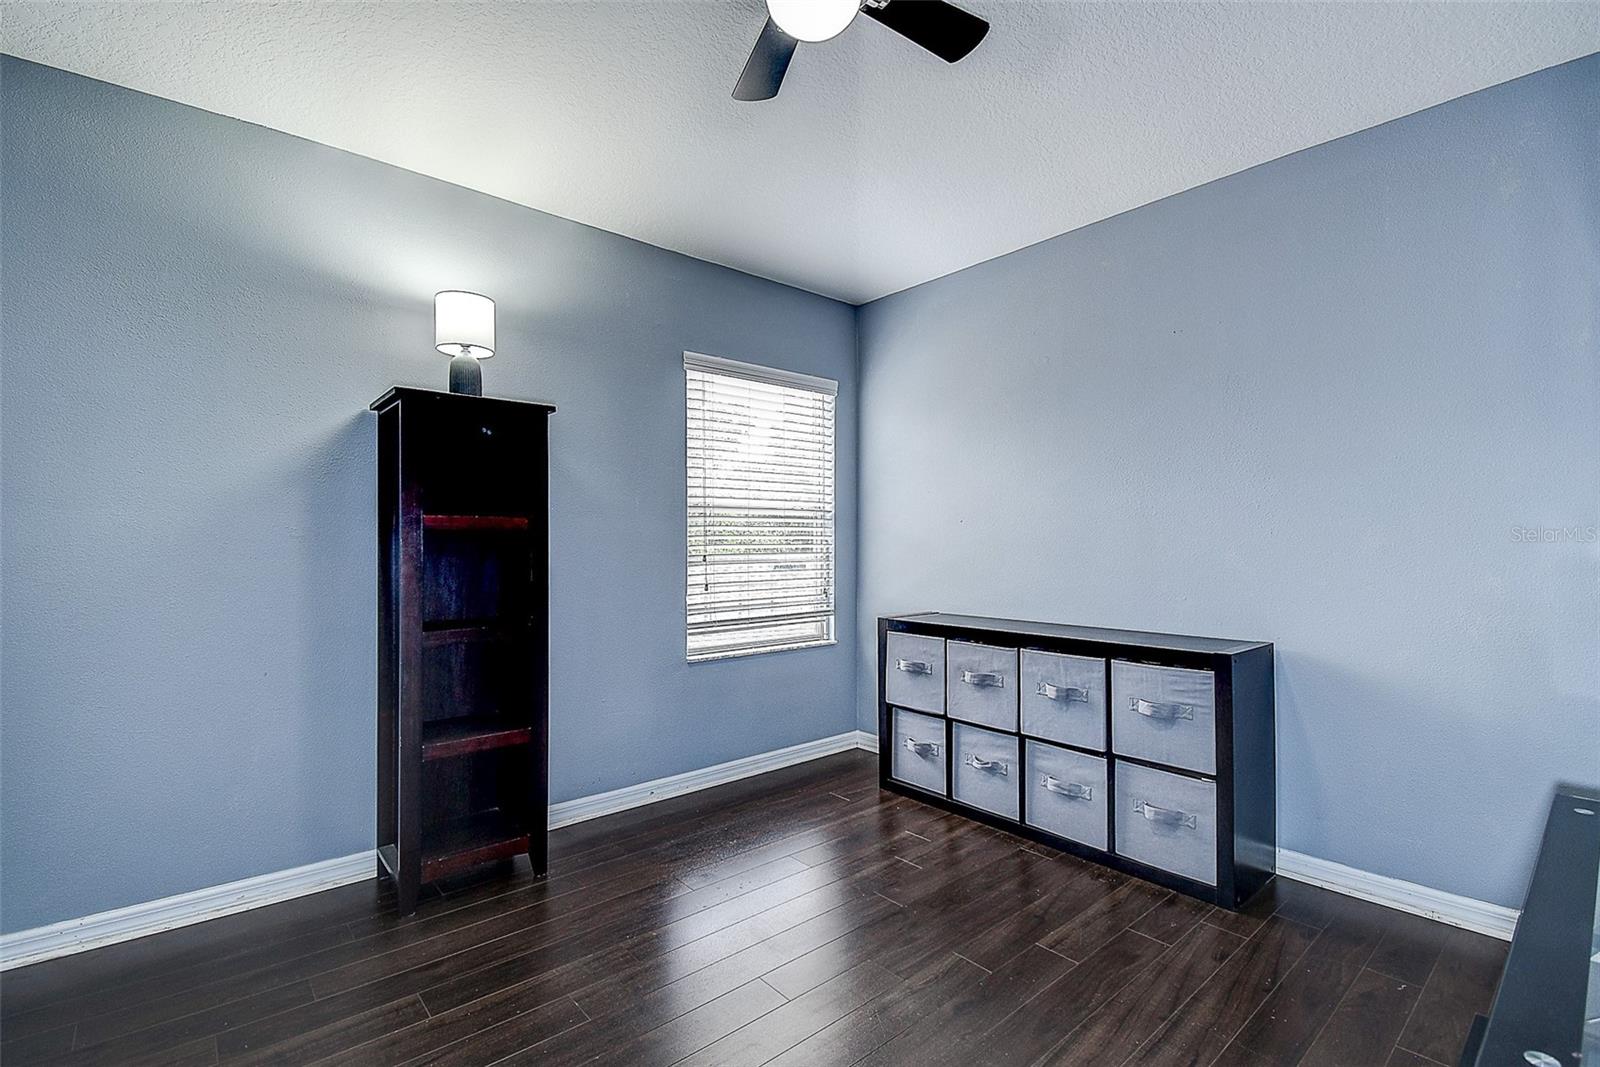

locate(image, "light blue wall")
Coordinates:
4 51 1595 935
856 55 1599 909
0 57 859 934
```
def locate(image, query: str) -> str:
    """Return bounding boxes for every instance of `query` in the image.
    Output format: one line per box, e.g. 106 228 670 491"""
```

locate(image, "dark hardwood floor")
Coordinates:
0 751 1505 1066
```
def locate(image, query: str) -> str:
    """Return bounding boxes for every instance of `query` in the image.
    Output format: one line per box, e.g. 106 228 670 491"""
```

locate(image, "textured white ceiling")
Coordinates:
5 1 1597 303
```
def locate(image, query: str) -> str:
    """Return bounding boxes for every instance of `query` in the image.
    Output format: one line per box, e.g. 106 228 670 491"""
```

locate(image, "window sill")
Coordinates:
687 639 837 664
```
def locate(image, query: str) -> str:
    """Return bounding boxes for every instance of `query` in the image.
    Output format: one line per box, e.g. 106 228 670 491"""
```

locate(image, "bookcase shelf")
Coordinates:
372 387 554 914
421 716 534 761
420 620 527 646
422 514 531 533
420 809 532 882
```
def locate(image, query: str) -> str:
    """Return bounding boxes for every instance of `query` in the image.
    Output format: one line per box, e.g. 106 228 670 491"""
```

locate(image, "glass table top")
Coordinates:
1473 790 1600 1067
1586 844 1600 1062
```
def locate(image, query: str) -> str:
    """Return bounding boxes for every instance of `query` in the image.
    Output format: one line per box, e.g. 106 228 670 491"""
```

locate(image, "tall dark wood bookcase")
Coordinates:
371 387 554 914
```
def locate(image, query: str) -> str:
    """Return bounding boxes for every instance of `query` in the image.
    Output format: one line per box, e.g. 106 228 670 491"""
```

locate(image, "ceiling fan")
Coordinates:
734 0 990 101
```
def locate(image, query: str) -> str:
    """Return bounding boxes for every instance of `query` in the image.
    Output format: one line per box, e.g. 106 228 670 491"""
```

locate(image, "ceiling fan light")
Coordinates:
765 0 859 42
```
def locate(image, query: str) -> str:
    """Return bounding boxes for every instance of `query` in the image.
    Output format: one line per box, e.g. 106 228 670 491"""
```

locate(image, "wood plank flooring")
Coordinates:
0 752 1505 1066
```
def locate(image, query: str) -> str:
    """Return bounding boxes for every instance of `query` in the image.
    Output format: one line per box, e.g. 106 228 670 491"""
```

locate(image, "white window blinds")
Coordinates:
685 352 837 661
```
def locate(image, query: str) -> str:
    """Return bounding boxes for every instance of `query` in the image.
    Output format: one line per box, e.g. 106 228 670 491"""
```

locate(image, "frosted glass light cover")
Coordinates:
766 0 858 42
434 291 495 359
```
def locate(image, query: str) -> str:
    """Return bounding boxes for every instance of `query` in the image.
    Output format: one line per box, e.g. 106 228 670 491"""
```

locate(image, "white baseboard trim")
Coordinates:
1276 848 1518 941
547 730 867 829
0 851 377 971
853 729 1513 940
1 730 872 970
1 734 1517 970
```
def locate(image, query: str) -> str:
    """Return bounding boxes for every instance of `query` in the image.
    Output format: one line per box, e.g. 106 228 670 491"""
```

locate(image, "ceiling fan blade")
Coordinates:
733 18 798 101
862 0 989 63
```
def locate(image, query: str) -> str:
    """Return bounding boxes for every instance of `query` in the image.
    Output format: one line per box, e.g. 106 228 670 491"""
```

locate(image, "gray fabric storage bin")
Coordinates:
1110 661 1217 775
1024 741 1108 850
889 707 947 796
1114 761 1218 885
1020 650 1106 750
951 723 1019 821
946 641 1019 731
885 632 946 715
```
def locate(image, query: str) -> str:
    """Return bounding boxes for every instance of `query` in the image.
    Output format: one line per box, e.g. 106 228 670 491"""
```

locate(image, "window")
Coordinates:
685 352 837 661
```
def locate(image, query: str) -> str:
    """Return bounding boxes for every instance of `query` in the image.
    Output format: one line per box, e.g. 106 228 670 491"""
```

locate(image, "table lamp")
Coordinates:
434 291 495 396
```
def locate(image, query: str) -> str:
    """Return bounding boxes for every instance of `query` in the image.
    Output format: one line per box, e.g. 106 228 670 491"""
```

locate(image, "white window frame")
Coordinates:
685 351 838 662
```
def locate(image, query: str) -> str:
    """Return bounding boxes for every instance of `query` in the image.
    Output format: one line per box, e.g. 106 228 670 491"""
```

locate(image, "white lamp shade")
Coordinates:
435 291 495 359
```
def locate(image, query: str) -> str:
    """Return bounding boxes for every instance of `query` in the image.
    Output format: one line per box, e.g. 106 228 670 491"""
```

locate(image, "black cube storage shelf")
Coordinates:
877 612 1276 909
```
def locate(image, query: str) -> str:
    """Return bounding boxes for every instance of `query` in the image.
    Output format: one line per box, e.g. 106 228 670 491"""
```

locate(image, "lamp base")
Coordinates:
448 354 483 396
